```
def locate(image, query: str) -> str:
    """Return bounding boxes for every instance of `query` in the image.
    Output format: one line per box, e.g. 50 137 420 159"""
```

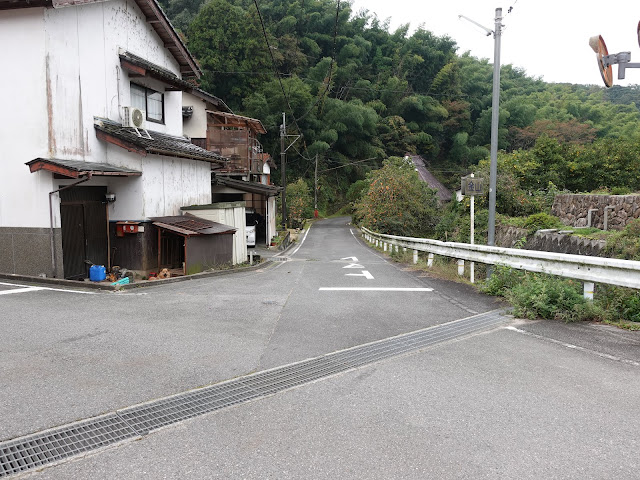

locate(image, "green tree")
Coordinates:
354 157 438 236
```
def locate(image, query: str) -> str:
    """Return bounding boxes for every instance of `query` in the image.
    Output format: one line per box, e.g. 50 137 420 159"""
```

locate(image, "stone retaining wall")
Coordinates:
496 225 606 257
551 194 640 230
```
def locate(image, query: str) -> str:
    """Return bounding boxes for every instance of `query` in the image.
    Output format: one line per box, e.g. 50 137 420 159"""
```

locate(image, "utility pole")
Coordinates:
280 112 286 230
314 154 318 218
459 7 502 278
487 7 502 250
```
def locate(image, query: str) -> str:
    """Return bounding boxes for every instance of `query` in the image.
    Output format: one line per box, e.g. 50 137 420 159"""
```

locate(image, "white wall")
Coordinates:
182 91 208 139
0 0 209 229
0 8 53 228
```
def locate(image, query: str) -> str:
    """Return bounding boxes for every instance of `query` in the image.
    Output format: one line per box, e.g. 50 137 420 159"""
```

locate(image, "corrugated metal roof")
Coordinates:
213 176 282 196
151 215 236 236
26 158 141 178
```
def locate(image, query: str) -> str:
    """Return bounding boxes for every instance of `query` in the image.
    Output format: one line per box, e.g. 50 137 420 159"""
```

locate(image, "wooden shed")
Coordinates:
150 215 236 275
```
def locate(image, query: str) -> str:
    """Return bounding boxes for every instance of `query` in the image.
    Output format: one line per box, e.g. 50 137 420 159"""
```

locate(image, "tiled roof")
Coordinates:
151 215 236 236
119 51 195 90
94 118 227 165
407 154 452 202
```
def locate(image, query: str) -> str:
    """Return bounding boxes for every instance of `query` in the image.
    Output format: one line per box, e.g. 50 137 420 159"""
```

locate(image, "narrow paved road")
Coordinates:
1 218 638 478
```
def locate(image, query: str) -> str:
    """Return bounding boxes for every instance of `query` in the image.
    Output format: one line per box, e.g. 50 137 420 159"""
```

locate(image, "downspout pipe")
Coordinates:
49 173 92 278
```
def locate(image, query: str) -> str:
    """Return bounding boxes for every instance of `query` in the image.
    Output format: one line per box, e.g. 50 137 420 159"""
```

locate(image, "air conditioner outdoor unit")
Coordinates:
122 106 152 138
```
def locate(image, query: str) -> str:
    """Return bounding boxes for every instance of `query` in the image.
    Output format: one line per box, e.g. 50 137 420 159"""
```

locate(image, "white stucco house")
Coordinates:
0 0 235 279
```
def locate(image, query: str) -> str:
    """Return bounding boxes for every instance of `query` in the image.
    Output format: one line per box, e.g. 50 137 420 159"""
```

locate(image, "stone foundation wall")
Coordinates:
495 225 606 257
551 194 640 230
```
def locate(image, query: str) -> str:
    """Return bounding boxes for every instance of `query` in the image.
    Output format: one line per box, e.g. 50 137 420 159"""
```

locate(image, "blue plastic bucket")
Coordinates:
89 264 106 282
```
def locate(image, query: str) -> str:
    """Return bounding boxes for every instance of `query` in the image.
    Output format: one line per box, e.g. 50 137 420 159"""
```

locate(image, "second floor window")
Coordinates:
130 83 164 124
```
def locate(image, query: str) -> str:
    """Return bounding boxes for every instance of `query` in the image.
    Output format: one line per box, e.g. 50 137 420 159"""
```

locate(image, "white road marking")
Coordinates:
288 225 312 257
341 256 358 261
343 263 365 269
0 287 46 295
0 282 96 295
319 287 433 292
345 270 374 280
504 326 640 367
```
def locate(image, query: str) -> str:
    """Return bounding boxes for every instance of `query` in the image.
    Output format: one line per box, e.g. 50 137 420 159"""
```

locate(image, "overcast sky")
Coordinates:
349 0 639 86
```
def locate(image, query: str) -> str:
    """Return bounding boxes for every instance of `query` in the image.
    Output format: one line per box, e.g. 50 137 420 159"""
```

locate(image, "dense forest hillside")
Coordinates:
160 0 640 212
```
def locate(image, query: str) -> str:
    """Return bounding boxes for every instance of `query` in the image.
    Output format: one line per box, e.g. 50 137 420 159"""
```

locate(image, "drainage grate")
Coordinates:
117 309 507 433
0 309 507 477
0 414 136 477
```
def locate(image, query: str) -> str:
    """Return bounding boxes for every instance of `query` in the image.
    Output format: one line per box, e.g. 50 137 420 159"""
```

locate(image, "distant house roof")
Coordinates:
213 176 282 197
26 158 141 178
94 118 228 166
151 215 236 236
188 88 232 113
207 111 267 135
406 154 452 202
0 0 202 79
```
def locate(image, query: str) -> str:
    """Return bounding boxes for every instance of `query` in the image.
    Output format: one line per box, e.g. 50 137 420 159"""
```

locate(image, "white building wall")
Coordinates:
182 92 208 139
0 8 52 228
0 1 212 231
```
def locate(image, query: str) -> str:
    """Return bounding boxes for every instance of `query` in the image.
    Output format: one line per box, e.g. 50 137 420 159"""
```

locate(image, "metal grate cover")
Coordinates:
0 309 507 477
0 414 136 477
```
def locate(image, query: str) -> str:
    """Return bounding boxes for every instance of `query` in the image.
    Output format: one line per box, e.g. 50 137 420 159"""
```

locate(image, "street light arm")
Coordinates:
458 14 493 36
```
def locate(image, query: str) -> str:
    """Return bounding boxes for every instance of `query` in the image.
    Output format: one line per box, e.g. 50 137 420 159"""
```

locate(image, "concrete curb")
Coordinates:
0 260 274 292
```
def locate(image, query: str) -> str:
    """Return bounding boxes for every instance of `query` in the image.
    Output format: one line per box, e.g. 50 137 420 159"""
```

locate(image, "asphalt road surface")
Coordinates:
1 217 638 479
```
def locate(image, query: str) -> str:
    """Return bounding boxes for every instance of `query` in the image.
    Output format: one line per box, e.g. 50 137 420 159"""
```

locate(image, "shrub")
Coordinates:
603 218 640 260
594 284 640 323
480 266 525 297
521 212 564 233
505 273 587 321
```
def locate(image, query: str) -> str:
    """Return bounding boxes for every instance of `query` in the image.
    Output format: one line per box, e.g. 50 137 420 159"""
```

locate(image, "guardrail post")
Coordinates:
457 259 464 276
584 282 594 300
427 253 434 267
403 247 407 253
413 250 418 264
383 242 387 252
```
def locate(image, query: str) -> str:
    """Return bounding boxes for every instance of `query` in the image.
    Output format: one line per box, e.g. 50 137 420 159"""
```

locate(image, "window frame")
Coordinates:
130 83 165 125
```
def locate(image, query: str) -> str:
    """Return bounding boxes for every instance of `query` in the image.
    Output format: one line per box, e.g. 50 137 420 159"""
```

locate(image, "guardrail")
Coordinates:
361 226 640 298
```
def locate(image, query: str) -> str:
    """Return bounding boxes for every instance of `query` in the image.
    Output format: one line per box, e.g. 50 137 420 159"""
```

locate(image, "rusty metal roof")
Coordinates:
26 158 142 178
207 111 267 134
151 215 236 236
94 118 227 166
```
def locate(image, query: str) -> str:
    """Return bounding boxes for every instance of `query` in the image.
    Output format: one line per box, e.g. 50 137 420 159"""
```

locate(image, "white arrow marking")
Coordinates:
345 270 374 280
341 256 358 261
343 263 364 269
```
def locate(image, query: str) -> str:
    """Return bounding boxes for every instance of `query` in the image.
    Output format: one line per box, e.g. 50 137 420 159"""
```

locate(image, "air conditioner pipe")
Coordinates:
49 174 92 278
